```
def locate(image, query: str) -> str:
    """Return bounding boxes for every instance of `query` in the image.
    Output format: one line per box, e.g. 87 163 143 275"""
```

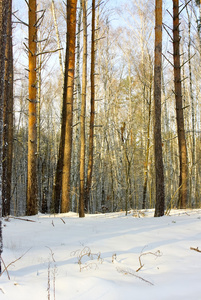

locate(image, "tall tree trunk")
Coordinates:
2 0 13 217
61 0 77 213
0 0 9 273
51 0 64 81
27 0 38 215
154 0 165 217
173 0 188 208
85 0 96 211
52 0 71 213
185 2 195 207
79 0 87 218
142 97 151 209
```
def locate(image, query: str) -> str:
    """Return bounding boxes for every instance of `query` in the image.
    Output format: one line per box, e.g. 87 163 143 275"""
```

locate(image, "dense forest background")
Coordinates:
3 0 201 216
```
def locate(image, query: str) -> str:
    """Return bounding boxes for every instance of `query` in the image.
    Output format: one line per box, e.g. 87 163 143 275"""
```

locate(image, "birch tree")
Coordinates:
79 0 87 217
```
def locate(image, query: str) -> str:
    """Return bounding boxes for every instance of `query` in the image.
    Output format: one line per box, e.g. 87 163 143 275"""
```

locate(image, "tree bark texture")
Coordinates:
85 0 96 211
154 0 165 217
79 0 87 218
27 0 38 215
173 0 188 208
2 0 13 217
142 99 151 210
0 0 9 273
61 0 77 213
52 0 71 213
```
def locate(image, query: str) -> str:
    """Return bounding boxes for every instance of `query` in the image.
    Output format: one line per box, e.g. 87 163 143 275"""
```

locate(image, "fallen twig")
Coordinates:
7 216 36 222
60 218 66 224
190 247 201 253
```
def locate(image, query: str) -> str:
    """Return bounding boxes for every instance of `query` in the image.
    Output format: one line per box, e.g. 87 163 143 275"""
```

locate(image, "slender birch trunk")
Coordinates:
79 0 87 217
142 98 151 209
51 0 64 81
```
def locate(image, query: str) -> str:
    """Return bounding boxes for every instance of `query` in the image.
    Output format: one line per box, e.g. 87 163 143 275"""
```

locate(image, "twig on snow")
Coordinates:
190 247 201 253
7 216 36 222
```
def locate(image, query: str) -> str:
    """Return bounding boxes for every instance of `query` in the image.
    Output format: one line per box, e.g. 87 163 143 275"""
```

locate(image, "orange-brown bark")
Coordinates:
61 0 77 213
85 0 96 211
27 0 38 215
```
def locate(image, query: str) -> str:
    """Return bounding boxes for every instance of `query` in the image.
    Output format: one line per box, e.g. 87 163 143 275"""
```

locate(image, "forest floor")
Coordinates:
1 209 201 299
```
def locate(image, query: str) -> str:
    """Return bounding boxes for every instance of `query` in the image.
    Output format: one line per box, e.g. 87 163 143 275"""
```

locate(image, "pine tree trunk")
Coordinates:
27 0 38 215
79 0 87 218
154 0 165 217
85 0 96 211
0 0 9 274
52 0 70 213
173 0 188 209
61 0 77 213
2 0 13 217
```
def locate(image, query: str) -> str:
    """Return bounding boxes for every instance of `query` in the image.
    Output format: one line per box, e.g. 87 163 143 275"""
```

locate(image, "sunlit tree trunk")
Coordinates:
173 0 188 208
52 0 71 213
2 0 13 217
0 0 9 273
85 0 96 211
154 0 165 217
79 0 87 217
27 0 38 215
61 0 77 212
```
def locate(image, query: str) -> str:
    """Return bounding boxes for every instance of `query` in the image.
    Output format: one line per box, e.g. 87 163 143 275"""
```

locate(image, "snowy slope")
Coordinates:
1 209 201 299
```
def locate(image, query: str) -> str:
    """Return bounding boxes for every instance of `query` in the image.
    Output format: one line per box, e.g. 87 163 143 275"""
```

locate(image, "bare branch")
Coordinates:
179 0 192 16
180 53 196 68
36 48 63 56
23 42 34 56
162 53 174 68
13 13 29 27
163 24 173 41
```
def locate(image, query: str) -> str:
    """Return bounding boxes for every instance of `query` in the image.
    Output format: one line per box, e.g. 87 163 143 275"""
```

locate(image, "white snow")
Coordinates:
1 209 201 299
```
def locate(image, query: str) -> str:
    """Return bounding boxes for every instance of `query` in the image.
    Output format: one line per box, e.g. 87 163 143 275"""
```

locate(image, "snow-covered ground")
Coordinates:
1 209 201 299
